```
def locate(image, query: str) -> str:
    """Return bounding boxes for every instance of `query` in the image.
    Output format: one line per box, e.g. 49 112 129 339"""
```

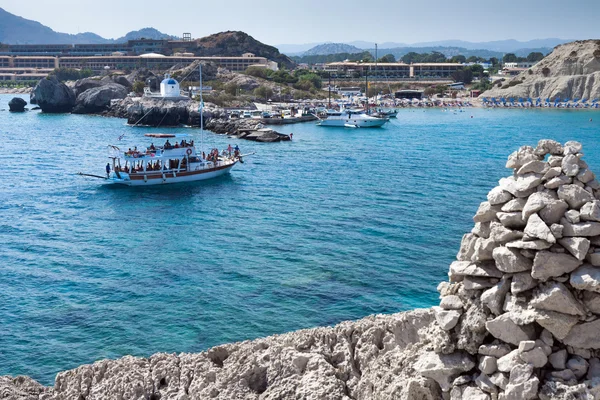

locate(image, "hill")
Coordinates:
482 39 600 100
0 7 173 44
303 43 363 56
195 31 294 68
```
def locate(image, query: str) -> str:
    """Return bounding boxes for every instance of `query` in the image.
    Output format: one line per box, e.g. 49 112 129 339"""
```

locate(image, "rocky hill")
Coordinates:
4 139 600 399
482 40 600 100
195 31 294 69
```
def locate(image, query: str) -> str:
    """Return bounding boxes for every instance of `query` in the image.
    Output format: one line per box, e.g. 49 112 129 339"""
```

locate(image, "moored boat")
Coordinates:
317 109 388 128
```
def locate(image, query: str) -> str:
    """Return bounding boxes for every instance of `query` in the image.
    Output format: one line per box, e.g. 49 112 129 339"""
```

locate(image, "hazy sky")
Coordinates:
2 0 599 45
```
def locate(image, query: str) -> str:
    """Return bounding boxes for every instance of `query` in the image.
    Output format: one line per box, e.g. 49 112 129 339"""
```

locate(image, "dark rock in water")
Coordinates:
29 91 37 105
111 75 132 90
72 83 128 114
8 97 26 112
72 77 105 97
32 76 76 113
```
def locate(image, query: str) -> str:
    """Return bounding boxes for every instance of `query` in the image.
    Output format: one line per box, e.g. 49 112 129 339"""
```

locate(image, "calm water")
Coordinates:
1 94 599 384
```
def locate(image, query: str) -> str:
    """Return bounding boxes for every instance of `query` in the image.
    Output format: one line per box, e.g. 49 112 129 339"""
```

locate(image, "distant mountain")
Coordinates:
277 38 573 57
275 42 325 55
115 28 176 42
0 7 173 44
303 43 363 56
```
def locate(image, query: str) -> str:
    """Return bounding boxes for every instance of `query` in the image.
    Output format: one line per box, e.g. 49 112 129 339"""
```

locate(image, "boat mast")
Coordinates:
199 63 204 154
328 71 331 109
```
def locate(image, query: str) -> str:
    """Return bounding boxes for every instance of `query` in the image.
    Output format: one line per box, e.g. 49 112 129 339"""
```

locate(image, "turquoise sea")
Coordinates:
1 94 599 384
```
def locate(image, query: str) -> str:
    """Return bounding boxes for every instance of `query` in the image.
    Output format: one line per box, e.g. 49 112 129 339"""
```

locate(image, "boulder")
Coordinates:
562 154 580 177
535 139 563 156
549 349 568 370
561 218 600 236
534 310 579 340
517 160 549 175
473 202 502 223
580 201 600 222
485 314 536 346
531 251 582 281
457 233 478 261
557 184 594 209
487 186 513 205
497 350 525 372
481 278 511 315
557 237 590 260
32 76 76 113
505 146 540 169
563 319 600 349
510 272 538 294
72 83 128 114
501 198 527 212
530 282 586 316
449 261 503 281
524 213 555 243
582 291 600 313
566 356 589 379
415 351 475 392
8 97 26 112
522 192 554 220
440 295 464 310
570 264 600 293
564 141 583 155
492 247 532 273
479 356 497 375
489 222 523 243
545 175 571 189
505 240 552 250
433 306 462 330
72 77 105 97
478 344 512 359
497 212 526 229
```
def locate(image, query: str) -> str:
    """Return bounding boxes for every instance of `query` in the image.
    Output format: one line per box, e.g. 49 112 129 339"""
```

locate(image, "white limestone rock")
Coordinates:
472 222 491 238
535 139 564 156
550 223 564 239
457 233 478 261
558 237 590 260
481 278 511 315
519 347 548 368
479 356 497 375
534 310 580 340
570 264 600 293
489 222 523 243
522 192 554 220
577 168 595 184
504 364 539 400
562 154 581 176
587 357 600 380
415 351 475 392
530 282 586 316
510 271 538 294
524 213 556 243
563 319 600 349
565 209 581 224
492 247 532 273
471 238 498 262
463 277 498 290
497 349 525 373
473 202 503 223
462 386 491 400
490 372 508 391
587 252 600 266
542 167 562 181
531 250 583 281
548 155 563 167
485 314 536 346
497 212 527 229
580 201 600 222
475 373 497 394
506 146 540 169
506 239 552 250
582 291 600 314
449 261 503 281
561 218 600 236
517 160 549 175
545 175 572 189
501 198 528 212
440 295 464 310
539 200 569 225
487 186 513 205
558 184 594 209
478 343 511 359
564 141 583 155
433 306 462 331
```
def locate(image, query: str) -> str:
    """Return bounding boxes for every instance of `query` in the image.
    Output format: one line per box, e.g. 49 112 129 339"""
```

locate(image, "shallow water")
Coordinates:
1 94 599 384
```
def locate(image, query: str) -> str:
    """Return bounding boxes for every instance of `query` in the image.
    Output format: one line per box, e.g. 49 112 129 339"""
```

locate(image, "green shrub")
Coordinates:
542 67 551 77
132 81 145 94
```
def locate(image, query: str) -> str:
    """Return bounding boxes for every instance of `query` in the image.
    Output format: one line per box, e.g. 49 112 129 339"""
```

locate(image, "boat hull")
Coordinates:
108 162 236 186
317 118 387 128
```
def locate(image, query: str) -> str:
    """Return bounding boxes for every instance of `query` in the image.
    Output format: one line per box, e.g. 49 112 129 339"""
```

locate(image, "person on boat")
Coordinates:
190 140 194 147
289 133 293 140
174 141 180 149
227 144 232 156
149 143 156 151
105 163 111 178
202 151 206 160
165 140 172 149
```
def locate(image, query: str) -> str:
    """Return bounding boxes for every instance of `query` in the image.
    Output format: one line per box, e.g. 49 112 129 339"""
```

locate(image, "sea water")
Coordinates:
1 94 599 384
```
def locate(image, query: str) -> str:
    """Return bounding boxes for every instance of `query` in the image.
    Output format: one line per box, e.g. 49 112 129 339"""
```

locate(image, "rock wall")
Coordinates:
4 140 600 399
482 40 600 101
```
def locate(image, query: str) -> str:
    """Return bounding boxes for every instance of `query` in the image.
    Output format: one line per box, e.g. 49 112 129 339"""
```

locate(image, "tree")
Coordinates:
401 52 421 64
489 57 499 67
451 68 473 84
254 85 273 102
132 81 145 94
451 55 466 63
298 73 322 89
245 67 270 79
224 82 240 96
377 54 396 63
526 52 545 62
502 53 518 63
466 56 479 63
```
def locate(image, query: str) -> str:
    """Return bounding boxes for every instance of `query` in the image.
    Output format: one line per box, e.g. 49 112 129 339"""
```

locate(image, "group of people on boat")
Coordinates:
163 139 194 150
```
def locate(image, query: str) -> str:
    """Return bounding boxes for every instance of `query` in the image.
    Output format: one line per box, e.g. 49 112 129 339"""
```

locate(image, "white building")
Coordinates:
160 74 180 97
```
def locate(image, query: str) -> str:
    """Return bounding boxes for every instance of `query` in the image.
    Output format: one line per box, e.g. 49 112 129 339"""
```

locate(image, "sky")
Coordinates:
2 0 599 46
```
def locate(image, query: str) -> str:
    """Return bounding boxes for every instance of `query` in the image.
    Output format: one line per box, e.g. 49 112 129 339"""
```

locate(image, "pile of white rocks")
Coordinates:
429 139 600 399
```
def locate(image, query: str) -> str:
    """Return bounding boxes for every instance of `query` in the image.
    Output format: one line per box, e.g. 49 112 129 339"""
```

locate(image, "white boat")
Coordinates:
98 134 240 186
317 109 388 128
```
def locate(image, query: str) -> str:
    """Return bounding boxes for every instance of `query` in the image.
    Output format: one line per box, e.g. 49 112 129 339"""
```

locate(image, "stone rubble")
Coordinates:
4 140 600 399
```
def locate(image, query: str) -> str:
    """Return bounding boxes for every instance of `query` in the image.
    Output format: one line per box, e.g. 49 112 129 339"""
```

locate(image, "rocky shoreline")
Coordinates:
4 140 600 399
